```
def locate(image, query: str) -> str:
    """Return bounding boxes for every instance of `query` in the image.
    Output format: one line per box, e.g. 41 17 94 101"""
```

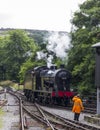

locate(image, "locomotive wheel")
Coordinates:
38 96 42 103
56 97 62 105
31 94 35 103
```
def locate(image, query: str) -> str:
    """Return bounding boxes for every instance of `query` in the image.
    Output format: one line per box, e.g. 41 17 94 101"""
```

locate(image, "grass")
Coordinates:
0 109 5 128
0 80 24 90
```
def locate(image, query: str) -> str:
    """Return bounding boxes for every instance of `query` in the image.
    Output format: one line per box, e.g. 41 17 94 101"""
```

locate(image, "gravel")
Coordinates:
1 92 99 130
0 93 19 130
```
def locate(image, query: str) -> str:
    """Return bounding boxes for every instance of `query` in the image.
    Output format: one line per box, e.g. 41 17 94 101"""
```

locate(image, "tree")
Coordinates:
1 30 38 81
67 0 100 94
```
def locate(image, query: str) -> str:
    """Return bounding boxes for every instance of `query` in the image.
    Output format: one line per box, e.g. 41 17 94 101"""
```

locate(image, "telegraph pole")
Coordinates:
92 42 100 115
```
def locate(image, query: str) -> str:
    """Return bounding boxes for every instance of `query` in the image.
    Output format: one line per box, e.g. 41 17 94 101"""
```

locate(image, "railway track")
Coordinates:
5 90 55 130
0 90 25 130
38 102 96 114
40 107 99 130
0 99 7 108
4 88 96 114
1 89 99 130
12 89 96 114
23 101 100 130
19 91 96 114
10 90 99 129
23 103 55 130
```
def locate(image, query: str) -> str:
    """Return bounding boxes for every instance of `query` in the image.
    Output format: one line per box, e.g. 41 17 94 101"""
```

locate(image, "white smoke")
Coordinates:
46 55 53 68
36 51 47 60
36 31 71 67
46 31 70 58
36 51 53 68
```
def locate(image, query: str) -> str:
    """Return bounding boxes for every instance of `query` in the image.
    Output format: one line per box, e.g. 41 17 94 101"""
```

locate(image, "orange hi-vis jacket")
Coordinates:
72 96 84 113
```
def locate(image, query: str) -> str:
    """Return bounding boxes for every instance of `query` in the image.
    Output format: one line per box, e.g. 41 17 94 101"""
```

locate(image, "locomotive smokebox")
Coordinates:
92 42 100 115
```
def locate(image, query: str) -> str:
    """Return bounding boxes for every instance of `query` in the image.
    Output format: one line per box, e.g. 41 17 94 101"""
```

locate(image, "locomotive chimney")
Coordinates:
60 64 65 69
92 42 100 115
50 65 57 70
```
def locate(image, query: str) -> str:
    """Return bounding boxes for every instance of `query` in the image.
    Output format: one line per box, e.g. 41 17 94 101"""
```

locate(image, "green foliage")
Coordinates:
0 109 4 128
0 29 68 83
72 0 100 29
0 29 38 82
28 29 49 45
0 28 69 84
67 0 100 94
19 58 46 83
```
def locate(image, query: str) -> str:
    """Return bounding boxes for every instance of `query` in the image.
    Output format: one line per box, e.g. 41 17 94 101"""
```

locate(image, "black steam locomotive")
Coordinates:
24 65 74 106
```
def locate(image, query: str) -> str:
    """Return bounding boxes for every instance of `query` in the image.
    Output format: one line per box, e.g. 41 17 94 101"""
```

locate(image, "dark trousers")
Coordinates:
74 113 80 121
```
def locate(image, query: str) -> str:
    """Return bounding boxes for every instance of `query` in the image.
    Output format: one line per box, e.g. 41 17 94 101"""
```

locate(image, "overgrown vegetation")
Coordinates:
0 80 23 90
67 0 100 94
0 0 99 95
0 29 65 84
0 109 5 128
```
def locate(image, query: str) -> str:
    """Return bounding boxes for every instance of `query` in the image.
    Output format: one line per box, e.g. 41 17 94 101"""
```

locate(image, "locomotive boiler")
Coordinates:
24 65 74 106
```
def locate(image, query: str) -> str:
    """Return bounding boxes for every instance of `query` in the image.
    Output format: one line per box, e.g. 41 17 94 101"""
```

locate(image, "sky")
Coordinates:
0 0 85 32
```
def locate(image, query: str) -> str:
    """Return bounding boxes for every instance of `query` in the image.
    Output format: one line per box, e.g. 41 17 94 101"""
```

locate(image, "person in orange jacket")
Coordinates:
72 94 84 121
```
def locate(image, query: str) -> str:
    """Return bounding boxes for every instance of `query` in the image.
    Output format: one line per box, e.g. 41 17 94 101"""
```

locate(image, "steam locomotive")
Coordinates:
24 65 75 106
